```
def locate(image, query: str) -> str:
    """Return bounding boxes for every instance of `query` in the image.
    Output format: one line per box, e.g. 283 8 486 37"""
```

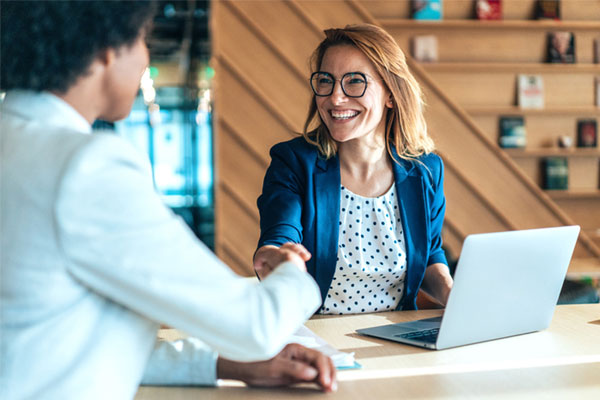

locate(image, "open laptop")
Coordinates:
356 226 580 350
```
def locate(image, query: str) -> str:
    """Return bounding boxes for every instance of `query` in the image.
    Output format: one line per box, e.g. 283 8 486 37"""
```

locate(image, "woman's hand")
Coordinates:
217 343 337 392
420 263 454 307
253 243 312 279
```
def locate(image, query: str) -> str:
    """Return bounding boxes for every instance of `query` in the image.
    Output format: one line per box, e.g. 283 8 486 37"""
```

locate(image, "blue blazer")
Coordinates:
257 137 448 310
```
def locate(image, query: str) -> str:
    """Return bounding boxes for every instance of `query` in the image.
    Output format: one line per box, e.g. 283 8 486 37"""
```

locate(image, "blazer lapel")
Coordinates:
314 156 341 303
392 158 427 310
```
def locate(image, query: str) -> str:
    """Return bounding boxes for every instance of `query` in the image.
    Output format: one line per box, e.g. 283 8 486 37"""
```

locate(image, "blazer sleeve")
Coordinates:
427 155 449 267
55 135 321 362
257 141 306 248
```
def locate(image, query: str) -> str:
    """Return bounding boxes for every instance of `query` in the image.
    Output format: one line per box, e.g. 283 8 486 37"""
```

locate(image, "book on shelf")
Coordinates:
596 77 600 107
412 35 438 62
498 116 526 148
411 0 442 20
543 157 568 190
577 119 597 148
547 32 575 63
476 0 502 20
535 0 560 20
518 75 544 109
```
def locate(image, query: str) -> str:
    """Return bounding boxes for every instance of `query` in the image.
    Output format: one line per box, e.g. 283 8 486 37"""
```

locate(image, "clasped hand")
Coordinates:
253 243 312 280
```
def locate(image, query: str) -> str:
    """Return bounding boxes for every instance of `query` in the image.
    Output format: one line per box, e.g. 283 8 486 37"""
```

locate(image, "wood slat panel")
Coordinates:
443 168 510 233
216 66 295 157
218 241 252 277
213 1 309 130
552 196 600 228
217 123 267 218
360 0 600 21
215 184 260 276
441 223 465 261
296 0 368 29
230 0 323 75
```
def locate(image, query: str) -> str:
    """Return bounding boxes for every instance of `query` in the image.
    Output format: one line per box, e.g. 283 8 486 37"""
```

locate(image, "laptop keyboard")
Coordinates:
395 328 439 343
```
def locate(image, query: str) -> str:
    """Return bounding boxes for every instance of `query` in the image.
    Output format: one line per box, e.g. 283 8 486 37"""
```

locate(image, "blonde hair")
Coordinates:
302 23 434 162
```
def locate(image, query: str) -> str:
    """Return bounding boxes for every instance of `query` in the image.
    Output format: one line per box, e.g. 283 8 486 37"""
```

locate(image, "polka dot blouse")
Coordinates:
321 184 407 315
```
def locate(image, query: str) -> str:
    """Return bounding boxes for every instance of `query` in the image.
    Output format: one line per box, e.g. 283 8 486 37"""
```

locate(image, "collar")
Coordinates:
1 90 92 134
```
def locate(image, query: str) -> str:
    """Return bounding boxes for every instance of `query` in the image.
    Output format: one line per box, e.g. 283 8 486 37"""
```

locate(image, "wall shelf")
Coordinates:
466 106 600 116
422 62 600 73
546 190 600 200
382 19 600 31
504 148 600 158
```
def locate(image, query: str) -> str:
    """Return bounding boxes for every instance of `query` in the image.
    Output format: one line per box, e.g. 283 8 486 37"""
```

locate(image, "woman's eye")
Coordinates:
319 78 333 85
348 78 365 84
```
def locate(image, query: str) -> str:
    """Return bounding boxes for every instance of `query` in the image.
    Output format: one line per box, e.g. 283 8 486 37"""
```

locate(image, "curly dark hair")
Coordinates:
0 0 156 93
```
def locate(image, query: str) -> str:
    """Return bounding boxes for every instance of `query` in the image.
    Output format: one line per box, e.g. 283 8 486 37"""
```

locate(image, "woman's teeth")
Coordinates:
331 110 359 120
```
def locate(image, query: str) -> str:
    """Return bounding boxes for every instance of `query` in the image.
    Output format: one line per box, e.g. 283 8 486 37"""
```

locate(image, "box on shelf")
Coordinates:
536 0 560 20
412 35 438 62
547 32 575 64
499 116 526 148
411 0 442 20
476 0 502 20
518 75 544 109
596 77 600 107
543 157 568 190
577 119 597 148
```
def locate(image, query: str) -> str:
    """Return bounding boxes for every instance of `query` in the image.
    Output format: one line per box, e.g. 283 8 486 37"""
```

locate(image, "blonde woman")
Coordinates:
254 24 453 314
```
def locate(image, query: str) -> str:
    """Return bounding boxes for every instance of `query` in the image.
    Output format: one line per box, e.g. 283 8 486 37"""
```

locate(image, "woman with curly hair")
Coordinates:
0 2 335 398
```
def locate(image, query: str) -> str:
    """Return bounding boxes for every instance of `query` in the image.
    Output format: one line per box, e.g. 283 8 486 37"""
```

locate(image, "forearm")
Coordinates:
420 263 453 306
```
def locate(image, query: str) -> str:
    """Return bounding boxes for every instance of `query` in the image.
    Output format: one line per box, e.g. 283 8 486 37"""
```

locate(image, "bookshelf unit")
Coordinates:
361 0 600 271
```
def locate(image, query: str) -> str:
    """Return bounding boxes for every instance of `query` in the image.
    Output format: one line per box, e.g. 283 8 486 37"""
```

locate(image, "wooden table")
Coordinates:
135 304 600 399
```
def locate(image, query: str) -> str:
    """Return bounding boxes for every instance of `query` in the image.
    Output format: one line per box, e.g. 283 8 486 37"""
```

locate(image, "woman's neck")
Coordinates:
338 137 394 197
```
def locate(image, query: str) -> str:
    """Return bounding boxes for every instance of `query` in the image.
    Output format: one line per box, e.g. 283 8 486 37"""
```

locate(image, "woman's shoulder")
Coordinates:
417 152 443 168
408 152 444 182
270 135 320 161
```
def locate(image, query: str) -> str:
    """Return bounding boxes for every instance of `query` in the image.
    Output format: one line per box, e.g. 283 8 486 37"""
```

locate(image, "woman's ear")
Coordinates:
96 47 116 68
386 95 394 108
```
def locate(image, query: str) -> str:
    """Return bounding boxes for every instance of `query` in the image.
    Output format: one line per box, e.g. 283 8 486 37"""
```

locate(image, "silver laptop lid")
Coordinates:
436 226 580 350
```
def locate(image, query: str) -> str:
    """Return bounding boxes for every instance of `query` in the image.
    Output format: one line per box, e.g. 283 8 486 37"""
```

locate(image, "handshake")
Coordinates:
253 243 312 279
243 242 337 392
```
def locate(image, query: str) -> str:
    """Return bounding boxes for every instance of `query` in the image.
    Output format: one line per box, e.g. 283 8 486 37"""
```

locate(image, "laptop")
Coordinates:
356 226 580 350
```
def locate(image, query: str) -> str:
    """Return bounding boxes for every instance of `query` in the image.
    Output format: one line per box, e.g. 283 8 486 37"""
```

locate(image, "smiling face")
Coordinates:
315 45 392 146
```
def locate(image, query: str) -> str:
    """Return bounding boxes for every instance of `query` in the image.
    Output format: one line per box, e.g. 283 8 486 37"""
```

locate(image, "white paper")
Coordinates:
288 325 356 368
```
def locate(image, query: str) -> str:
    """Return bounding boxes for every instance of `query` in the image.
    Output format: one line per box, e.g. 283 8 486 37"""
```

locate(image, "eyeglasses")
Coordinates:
310 71 370 98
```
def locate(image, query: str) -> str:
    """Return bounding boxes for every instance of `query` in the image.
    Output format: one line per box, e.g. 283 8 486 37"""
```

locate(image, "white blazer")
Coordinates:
0 91 321 400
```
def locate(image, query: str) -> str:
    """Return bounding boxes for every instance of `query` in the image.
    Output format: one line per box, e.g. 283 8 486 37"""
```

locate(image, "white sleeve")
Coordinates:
55 135 321 361
141 338 218 386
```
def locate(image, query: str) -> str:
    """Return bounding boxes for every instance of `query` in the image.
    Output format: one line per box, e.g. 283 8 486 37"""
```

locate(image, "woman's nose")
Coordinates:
329 81 347 104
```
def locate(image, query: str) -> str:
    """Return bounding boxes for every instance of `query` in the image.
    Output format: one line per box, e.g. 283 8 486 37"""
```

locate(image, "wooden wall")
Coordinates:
210 0 600 277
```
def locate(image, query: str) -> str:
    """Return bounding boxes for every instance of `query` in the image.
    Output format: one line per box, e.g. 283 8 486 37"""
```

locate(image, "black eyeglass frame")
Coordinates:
310 71 370 98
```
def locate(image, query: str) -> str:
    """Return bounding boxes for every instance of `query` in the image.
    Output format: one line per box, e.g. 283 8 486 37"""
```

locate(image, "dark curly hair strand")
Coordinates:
0 0 156 93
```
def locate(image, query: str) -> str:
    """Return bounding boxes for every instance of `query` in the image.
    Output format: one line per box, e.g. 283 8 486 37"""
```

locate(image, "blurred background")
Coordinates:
49 1 600 300
95 0 215 248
